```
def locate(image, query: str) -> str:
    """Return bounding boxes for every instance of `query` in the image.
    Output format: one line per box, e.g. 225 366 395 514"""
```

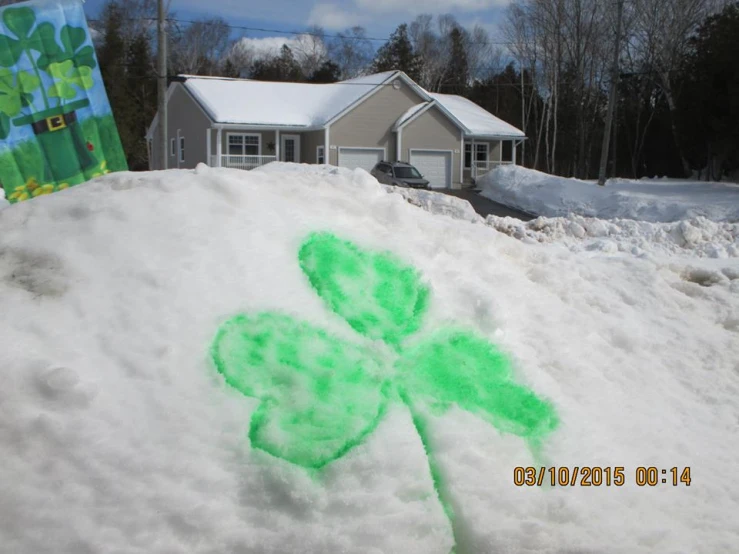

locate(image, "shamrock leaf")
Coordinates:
211 312 388 468
47 60 93 100
2 6 36 41
211 233 559 552
396 329 558 439
0 33 22 67
36 24 94 70
299 232 429 348
0 68 39 117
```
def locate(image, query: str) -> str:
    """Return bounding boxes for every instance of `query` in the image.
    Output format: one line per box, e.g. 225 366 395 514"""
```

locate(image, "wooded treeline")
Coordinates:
6 0 732 179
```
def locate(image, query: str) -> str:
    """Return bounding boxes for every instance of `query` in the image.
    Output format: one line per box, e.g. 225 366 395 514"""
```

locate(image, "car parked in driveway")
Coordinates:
371 161 430 189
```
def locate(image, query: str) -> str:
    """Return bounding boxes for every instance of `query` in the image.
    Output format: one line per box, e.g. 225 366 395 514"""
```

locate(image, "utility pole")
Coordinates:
157 0 167 170
598 0 624 186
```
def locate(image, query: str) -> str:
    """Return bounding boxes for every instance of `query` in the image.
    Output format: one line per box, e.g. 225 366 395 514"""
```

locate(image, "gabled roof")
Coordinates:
392 100 467 133
146 71 526 140
429 93 526 138
180 71 416 128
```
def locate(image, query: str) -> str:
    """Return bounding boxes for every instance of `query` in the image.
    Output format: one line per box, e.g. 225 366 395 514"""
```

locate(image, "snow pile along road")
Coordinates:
1 164 738 554
487 213 739 259
480 165 739 222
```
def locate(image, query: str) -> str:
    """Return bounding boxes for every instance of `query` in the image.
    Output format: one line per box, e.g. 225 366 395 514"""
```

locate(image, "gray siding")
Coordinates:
152 84 211 170
328 80 424 165
401 106 462 187
301 130 326 164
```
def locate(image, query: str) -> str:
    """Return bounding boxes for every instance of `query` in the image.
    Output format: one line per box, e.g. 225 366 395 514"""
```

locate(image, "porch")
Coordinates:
463 138 521 185
208 128 325 170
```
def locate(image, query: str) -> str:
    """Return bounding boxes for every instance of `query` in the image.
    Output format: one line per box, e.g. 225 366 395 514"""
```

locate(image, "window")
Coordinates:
464 143 489 168
476 144 488 163
228 134 260 156
179 137 185 162
170 138 175 157
393 166 422 179
317 146 325 164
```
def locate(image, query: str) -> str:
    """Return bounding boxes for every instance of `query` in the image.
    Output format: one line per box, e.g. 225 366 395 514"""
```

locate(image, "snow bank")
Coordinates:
1 165 738 553
487 213 739 259
480 165 739 223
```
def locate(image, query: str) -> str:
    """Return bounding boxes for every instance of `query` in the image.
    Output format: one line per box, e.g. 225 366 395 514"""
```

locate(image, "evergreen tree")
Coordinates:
250 45 304 82
125 32 156 170
679 2 739 180
97 3 133 161
445 27 468 95
307 60 341 83
371 24 422 81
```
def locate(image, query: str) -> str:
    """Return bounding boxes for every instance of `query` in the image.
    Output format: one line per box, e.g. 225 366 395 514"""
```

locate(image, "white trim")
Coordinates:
337 147 386 169
206 128 211 163
464 141 490 170
227 132 262 156
393 102 432 131
408 148 454 189
326 71 432 127
396 128 402 161
216 130 222 167
317 145 325 164
275 129 280 161
281 134 301 163
324 126 330 164
459 129 464 185
212 123 315 131
394 100 468 134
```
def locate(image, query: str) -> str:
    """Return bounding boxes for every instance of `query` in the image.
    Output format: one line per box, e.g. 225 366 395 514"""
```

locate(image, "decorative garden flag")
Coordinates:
0 0 127 203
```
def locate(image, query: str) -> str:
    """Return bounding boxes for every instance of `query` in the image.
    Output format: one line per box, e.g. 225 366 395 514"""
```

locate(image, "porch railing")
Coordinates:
210 155 277 170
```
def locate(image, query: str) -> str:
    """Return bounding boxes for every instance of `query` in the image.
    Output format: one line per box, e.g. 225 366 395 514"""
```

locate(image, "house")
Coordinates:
145 70 526 189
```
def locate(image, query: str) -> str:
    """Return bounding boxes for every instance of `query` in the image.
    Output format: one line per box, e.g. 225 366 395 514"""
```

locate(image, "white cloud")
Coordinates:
234 36 303 60
307 3 361 30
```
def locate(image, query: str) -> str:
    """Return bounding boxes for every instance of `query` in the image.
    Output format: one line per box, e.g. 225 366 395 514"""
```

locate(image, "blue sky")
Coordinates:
82 0 512 43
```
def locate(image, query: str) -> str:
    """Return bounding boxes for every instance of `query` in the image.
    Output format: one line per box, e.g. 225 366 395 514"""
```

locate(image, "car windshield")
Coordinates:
394 166 422 179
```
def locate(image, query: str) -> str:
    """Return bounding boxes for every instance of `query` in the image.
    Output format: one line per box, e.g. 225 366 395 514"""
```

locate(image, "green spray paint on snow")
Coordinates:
211 232 559 552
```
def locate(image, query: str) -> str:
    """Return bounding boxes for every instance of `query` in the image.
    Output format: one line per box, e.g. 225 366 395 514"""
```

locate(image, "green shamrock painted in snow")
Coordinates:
211 233 558 548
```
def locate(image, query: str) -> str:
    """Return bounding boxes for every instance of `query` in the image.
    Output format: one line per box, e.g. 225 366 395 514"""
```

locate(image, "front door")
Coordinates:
281 134 301 163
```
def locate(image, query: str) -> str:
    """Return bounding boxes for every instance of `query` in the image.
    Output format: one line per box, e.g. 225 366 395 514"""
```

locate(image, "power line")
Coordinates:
88 16 517 46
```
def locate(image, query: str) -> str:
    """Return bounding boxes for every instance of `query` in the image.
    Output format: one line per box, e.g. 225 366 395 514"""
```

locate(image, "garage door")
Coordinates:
410 150 452 189
338 148 384 172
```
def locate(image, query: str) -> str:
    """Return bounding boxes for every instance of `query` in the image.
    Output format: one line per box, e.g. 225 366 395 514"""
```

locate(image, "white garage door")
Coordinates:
338 148 384 172
410 150 452 189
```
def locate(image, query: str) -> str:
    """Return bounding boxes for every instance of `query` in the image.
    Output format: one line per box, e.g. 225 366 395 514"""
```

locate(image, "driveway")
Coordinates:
440 189 536 221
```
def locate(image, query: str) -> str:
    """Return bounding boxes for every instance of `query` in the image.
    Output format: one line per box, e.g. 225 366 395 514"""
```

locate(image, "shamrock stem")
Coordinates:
399 390 459 554
24 49 50 111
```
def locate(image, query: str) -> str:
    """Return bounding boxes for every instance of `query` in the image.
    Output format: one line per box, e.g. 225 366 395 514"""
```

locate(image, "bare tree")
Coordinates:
631 0 718 175
171 17 230 75
292 27 329 77
327 26 374 79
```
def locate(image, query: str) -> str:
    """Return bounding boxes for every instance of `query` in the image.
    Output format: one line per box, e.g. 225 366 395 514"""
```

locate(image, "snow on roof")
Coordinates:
429 92 526 138
393 102 431 130
182 72 398 127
